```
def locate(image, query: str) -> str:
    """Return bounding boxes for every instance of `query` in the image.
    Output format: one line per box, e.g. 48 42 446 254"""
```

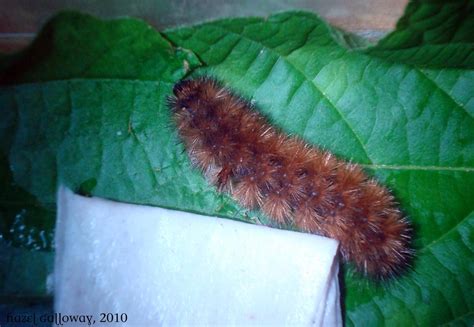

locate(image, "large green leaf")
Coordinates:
0 11 204 298
0 11 202 248
2 79 245 218
1 6 473 327
0 11 199 85
365 0 474 68
163 12 474 325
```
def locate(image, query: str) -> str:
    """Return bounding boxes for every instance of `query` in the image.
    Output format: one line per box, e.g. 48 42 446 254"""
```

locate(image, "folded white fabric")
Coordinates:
55 187 342 326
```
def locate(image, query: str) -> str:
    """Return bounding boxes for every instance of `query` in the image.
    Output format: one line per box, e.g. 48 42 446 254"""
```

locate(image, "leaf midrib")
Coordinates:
187 21 474 170
360 164 474 172
199 20 374 164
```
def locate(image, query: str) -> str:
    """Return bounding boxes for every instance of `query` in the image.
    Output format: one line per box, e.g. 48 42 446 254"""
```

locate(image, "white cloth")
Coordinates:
54 187 342 326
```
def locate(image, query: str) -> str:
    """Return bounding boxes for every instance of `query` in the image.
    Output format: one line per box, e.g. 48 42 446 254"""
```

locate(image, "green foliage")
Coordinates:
0 4 473 326
365 0 474 68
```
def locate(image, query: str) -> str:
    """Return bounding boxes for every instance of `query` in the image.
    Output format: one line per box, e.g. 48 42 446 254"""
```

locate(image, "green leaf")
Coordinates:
0 11 202 299
0 11 201 246
164 11 474 326
1 7 473 327
365 0 474 68
0 11 200 85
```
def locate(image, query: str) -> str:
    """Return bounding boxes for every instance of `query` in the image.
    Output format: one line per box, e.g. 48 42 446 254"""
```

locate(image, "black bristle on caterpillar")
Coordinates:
168 77 413 280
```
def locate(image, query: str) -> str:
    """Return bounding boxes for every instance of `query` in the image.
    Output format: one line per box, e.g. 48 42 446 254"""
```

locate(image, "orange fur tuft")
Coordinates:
169 77 413 280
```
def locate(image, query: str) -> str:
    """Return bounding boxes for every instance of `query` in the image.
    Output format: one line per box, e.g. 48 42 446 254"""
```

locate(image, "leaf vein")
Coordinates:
420 211 473 254
416 68 473 120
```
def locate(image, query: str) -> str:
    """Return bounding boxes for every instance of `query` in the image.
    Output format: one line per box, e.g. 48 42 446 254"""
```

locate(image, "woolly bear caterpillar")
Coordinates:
169 77 413 280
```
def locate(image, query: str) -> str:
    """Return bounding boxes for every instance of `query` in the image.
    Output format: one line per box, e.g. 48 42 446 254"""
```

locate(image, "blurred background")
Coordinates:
0 0 408 53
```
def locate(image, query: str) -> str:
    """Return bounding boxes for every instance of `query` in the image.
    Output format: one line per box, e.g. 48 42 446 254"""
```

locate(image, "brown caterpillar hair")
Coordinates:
169 77 413 280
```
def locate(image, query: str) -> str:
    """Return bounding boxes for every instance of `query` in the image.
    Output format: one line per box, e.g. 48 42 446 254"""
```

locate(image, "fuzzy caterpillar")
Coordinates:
169 77 413 280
